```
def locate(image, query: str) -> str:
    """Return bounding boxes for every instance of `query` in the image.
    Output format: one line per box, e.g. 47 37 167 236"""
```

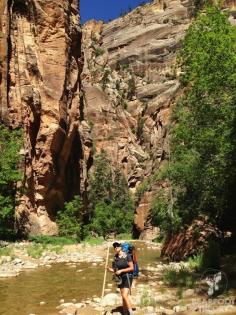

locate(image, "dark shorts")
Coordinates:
118 274 133 289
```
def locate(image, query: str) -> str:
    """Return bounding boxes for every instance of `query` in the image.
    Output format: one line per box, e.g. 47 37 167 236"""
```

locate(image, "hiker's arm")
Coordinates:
115 261 134 275
107 267 114 272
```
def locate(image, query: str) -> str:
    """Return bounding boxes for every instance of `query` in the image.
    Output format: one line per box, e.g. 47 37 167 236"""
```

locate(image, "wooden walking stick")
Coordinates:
101 243 110 300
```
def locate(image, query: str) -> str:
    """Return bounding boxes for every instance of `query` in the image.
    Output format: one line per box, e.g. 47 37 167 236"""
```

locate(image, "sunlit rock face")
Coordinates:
81 0 236 239
81 0 197 239
0 0 234 237
0 0 82 235
0 0 8 123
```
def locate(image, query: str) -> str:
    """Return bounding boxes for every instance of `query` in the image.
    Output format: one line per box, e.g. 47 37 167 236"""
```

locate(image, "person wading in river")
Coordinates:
107 242 134 315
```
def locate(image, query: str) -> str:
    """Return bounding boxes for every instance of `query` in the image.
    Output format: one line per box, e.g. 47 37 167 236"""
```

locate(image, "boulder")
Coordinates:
101 293 121 306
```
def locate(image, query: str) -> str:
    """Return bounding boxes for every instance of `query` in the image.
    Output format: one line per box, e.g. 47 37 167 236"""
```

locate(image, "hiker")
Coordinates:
107 242 134 315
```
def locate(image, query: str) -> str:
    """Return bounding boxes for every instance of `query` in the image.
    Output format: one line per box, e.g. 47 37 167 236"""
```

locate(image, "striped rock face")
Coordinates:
81 0 236 239
81 0 194 239
0 0 82 235
0 0 235 237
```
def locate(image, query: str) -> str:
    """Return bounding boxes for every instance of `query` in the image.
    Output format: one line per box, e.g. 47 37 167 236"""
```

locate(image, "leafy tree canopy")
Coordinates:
151 6 236 235
87 150 134 237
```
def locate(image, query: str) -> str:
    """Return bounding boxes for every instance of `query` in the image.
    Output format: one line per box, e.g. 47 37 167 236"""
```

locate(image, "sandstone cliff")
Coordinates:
81 0 195 239
1 0 236 237
80 0 236 239
0 0 82 235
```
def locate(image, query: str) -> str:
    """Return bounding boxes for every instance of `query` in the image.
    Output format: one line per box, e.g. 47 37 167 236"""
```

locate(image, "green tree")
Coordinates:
87 151 134 237
151 6 236 235
89 150 113 207
56 195 83 239
113 169 134 213
88 201 133 238
0 125 22 230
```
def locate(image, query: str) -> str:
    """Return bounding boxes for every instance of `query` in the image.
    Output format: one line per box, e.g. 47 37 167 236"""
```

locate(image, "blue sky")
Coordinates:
80 0 151 24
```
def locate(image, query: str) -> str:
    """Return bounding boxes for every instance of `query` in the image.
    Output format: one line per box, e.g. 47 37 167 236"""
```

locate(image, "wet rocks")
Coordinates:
101 293 121 306
0 243 104 278
0 270 20 278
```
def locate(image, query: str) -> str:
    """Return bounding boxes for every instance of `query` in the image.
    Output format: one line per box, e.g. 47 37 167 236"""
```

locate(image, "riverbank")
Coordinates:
0 241 105 278
0 240 235 315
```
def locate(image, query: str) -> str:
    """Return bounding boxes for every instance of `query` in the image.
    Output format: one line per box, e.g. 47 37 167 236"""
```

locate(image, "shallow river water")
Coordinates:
0 242 160 315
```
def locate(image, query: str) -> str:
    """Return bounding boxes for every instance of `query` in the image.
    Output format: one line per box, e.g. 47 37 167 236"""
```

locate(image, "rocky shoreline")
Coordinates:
0 241 236 315
0 242 104 278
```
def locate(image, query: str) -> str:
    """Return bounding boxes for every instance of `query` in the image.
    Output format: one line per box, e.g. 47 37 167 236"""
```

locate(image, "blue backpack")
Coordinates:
121 242 139 277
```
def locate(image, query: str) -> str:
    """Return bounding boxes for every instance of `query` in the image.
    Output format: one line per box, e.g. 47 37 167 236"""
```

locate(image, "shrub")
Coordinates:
0 246 14 259
163 266 196 288
135 179 150 202
101 68 111 90
88 151 134 238
82 236 104 246
0 228 19 241
136 117 146 141
94 47 105 57
56 196 83 240
116 233 133 240
89 150 113 207
139 287 158 308
48 245 63 254
27 244 46 259
0 125 22 230
28 235 77 245
151 192 181 236
187 242 220 272
188 252 204 271
127 77 136 100
88 201 133 238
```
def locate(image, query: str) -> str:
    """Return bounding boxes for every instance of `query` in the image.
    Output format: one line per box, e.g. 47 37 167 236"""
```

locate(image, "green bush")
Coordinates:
82 236 104 246
89 150 113 207
0 228 19 241
127 77 136 100
0 246 14 259
188 252 204 271
56 196 83 240
139 288 158 308
88 151 134 238
88 201 133 238
151 191 181 236
94 47 105 57
27 244 46 259
28 235 77 245
135 178 150 202
0 125 22 230
187 242 221 271
48 245 63 254
116 233 133 240
101 68 111 90
163 266 196 288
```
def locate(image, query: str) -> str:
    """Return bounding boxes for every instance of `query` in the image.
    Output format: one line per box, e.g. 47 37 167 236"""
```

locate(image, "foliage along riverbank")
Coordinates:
150 5 236 241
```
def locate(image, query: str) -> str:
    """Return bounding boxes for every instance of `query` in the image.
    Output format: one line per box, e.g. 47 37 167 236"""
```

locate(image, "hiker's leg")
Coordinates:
121 288 133 314
120 288 128 314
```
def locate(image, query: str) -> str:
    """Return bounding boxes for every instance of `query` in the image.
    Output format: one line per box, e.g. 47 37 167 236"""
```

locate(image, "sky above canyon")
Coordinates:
81 0 151 24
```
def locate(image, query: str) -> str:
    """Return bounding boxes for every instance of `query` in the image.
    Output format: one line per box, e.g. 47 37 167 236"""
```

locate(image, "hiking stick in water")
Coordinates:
101 243 110 300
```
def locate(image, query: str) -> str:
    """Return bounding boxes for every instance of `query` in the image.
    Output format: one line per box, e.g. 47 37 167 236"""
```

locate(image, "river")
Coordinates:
0 241 160 315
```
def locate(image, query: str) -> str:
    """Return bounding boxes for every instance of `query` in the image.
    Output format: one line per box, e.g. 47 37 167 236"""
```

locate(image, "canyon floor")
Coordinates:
0 241 236 315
